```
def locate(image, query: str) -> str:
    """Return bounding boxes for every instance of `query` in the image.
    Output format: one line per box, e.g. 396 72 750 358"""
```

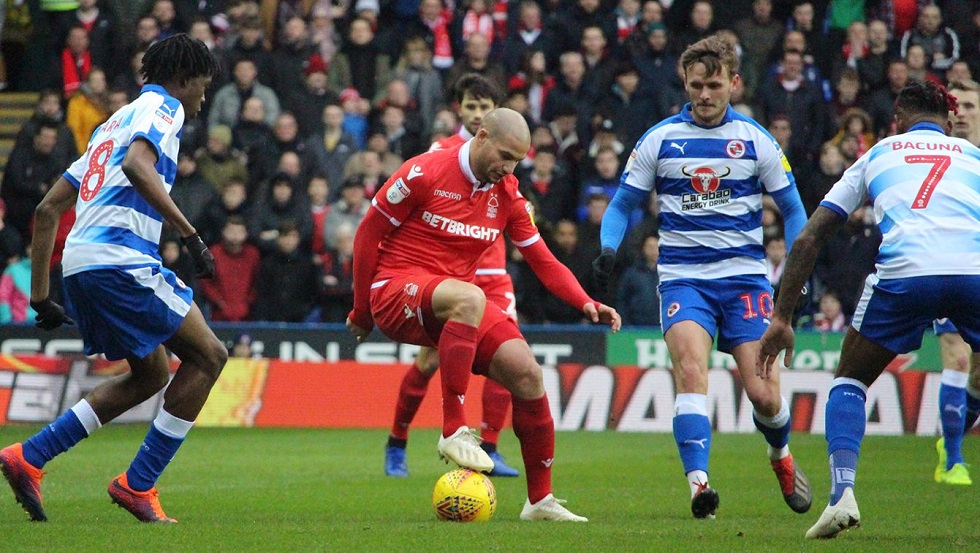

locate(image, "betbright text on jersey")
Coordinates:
620 105 795 282
60 84 184 277
370 140 539 282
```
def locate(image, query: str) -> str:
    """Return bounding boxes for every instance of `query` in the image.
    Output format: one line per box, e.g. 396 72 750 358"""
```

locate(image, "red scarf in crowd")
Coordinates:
62 48 91 98
426 9 455 69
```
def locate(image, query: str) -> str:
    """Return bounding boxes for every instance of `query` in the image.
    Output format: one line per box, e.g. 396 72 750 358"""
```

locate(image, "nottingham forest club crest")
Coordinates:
679 165 732 211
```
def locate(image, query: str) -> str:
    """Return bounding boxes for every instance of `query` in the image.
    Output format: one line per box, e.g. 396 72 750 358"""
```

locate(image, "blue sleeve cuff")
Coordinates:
63 172 80 189
818 200 849 221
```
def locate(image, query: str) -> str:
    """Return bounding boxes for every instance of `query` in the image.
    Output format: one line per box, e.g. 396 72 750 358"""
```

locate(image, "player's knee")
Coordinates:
504 362 543 400
449 287 487 324
746 385 779 413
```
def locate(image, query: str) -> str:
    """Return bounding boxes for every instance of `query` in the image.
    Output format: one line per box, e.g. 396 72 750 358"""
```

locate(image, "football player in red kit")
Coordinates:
348 108 620 521
385 74 520 478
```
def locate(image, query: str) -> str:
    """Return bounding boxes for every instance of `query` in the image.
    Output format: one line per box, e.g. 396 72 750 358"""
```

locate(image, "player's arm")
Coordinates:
123 138 195 237
30 178 78 329
594 138 658 287
757 129 806 249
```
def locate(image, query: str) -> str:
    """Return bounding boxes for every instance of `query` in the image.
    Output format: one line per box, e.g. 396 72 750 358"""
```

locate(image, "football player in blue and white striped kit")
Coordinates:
0 35 226 523
760 80 980 538
594 35 810 519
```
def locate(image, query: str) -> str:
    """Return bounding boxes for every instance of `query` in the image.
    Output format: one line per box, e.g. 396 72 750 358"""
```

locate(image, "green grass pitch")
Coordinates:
0 426 976 552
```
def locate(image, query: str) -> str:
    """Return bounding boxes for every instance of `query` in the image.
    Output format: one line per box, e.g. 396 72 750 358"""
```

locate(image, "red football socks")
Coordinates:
390 363 433 441
512 395 555 503
438 321 479 437
480 378 511 446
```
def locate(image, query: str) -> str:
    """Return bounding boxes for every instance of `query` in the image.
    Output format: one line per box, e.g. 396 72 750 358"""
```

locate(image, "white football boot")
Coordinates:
437 426 494 472
805 488 861 539
519 494 588 522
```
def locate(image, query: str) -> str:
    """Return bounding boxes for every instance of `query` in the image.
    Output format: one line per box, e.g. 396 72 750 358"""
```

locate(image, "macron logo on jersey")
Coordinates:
421 211 501 241
408 165 424 180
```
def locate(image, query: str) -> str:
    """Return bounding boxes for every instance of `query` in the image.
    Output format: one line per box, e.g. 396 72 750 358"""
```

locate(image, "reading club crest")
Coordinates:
726 139 746 159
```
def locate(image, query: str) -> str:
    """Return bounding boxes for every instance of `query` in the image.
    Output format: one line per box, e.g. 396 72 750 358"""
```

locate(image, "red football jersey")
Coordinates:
370 141 539 282
429 134 507 273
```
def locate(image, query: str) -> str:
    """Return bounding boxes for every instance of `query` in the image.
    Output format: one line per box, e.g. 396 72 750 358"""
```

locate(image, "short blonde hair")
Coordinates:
680 33 739 78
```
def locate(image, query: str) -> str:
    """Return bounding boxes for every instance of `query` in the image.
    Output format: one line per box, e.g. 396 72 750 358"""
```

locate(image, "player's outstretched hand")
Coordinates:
584 302 622 333
181 232 216 279
757 317 795 380
30 298 75 330
346 316 371 343
592 247 616 291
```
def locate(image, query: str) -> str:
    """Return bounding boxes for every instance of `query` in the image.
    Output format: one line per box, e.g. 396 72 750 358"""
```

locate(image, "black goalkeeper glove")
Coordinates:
181 232 216 279
592 247 617 291
30 298 75 330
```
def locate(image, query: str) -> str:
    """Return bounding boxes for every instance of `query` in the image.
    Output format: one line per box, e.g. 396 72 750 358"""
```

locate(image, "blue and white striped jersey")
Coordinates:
620 105 795 281
61 84 183 277
821 122 980 280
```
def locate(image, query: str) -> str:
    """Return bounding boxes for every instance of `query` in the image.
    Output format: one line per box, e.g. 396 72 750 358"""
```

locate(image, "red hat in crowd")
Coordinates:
305 53 327 77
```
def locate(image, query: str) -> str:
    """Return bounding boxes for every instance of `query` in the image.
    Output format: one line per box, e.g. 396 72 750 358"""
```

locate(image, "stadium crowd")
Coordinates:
2 0 973 327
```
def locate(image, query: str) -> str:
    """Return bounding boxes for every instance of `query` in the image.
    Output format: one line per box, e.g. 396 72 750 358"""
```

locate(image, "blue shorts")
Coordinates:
659 274 774 353
852 274 980 353
933 318 958 335
63 266 193 361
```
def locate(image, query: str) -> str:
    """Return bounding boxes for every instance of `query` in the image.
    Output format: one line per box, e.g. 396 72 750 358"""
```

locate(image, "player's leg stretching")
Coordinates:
486 336 585 521
733 341 812 513
385 348 439 477
664 321 719 519
935 330 972 484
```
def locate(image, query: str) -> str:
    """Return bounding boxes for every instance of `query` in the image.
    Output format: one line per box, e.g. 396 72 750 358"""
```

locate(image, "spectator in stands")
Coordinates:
577 192 609 277
735 0 783 101
365 131 405 176
390 35 443 136
273 111 307 157
906 43 944 86
149 0 185 40
377 104 425 159
756 49 826 161
535 219 592 323
303 103 358 198
830 107 876 160
630 22 678 99
319 221 355 322
616 233 660 327
283 55 340 140
111 48 147 101
460 0 494 46
544 51 596 144
15 90 76 159
59 24 93 98
209 58 281 130
253 220 322 322
586 116 625 166
230 333 254 357
0 200 23 273
307 174 332 259
198 216 260 322
196 177 250 246
2 121 71 242
65 66 109 155
323 175 370 250
787 1 831 77
171 152 216 228
900 4 960 72
828 68 863 130
597 62 658 157
518 145 575 226
343 149 387 198
765 234 786 297
188 16 227 91
221 16 275 85
947 60 973 85
799 141 845 215
805 291 848 333
159 235 198 296
858 19 891 94
340 88 369 149
507 49 555 127
309 3 341 69
233 96 279 188
866 58 909 136
331 16 391 102
443 33 505 99
107 87 129 114
0 240 34 324
272 16 318 102
670 0 715 56
612 0 641 51
250 173 312 255
548 102 585 175
550 0 614 56
582 25 616 95
73 0 118 81
502 0 555 75
196 125 249 194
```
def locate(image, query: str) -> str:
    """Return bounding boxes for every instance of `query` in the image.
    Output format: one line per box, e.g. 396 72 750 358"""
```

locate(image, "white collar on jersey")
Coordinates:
457 126 474 141
458 139 495 194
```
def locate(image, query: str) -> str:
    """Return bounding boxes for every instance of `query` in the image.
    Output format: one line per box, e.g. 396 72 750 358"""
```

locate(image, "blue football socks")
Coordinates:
753 396 791 454
825 379 867 505
126 409 193 492
939 369 968 469
22 400 102 469
673 394 712 475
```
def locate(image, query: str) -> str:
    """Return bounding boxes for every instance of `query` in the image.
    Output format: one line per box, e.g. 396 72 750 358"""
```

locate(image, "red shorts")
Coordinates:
371 274 523 374
474 272 516 322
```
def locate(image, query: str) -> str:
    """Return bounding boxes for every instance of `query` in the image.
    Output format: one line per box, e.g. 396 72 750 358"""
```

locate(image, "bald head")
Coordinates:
480 108 531 144
470 108 531 184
